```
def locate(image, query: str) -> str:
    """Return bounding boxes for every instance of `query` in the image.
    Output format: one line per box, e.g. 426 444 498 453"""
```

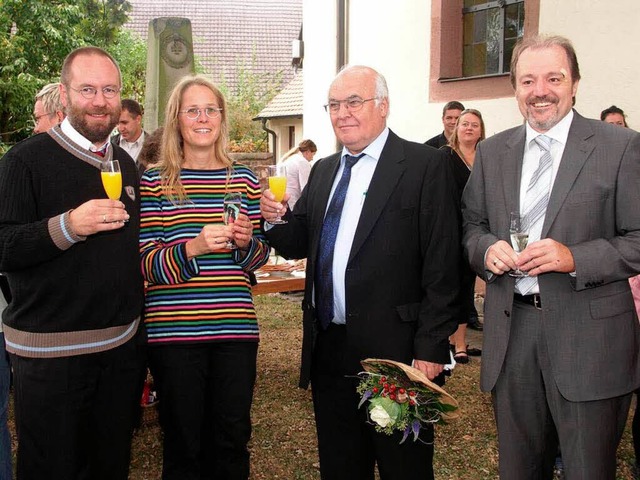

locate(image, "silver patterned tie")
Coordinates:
516 135 553 294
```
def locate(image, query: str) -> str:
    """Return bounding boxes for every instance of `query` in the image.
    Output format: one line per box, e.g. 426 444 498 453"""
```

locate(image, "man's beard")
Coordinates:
67 103 120 143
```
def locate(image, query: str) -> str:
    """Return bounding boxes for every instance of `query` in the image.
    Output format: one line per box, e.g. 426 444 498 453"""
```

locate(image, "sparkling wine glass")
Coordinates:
267 164 287 224
508 212 529 277
100 159 122 200
223 192 242 249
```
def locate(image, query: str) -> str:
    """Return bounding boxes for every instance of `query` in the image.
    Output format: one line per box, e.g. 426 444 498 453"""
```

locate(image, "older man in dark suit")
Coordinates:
260 65 461 480
463 35 640 479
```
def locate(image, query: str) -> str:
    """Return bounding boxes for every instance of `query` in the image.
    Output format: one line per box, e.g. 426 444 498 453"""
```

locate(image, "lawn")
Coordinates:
9 293 639 478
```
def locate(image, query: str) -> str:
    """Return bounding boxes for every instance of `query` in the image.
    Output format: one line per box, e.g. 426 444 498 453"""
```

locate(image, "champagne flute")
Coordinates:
509 212 529 277
100 159 122 200
267 164 287 224
223 192 242 249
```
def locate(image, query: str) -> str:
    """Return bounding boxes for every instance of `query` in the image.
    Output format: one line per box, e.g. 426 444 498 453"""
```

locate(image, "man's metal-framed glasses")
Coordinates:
179 107 224 120
324 97 378 114
33 112 55 125
69 86 121 99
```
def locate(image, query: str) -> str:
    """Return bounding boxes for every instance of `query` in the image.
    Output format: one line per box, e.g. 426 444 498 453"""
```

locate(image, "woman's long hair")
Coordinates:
159 75 231 203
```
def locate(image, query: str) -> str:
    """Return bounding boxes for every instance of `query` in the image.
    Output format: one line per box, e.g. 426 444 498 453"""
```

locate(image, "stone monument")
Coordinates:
144 18 195 131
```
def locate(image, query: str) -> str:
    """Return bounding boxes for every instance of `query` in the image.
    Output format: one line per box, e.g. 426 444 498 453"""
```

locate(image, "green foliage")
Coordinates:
79 0 131 46
108 29 147 102
0 0 86 142
220 62 283 153
0 0 143 145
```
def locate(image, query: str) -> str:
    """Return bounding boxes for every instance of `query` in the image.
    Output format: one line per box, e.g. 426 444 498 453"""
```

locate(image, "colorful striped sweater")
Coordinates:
139 165 269 345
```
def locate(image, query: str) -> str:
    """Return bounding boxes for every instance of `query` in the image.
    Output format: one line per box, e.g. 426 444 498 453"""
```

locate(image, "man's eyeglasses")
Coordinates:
179 107 223 120
33 112 55 124
324 97 378 114
68 86 121 99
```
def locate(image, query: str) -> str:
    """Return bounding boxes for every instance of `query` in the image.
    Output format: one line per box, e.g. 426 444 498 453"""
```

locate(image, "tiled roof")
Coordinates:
254 72 303 119
124 0 302 92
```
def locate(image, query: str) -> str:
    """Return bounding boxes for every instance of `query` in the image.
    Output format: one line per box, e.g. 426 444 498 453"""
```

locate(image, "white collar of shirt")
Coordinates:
120 130 144 149
524 109 573 150
340 127 389 163
60 118 110 154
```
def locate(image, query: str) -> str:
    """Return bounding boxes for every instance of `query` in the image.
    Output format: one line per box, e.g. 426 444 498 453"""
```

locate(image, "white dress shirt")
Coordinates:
119 131 145 162
329 127 389 324
515 110 573 294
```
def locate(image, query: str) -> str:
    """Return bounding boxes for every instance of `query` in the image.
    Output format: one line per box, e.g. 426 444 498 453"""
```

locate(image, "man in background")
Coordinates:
425 100 465 149
600 105 628 127
113 98 146 176
0 46 144 479
33 82 65 134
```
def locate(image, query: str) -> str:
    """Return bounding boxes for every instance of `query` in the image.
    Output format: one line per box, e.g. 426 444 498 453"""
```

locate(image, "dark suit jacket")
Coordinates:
425 132 447 149
265 130 462 388
462 111 640 401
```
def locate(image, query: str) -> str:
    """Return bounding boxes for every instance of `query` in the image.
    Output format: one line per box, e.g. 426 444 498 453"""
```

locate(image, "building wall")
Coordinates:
266 118 304 161
303 0 640 157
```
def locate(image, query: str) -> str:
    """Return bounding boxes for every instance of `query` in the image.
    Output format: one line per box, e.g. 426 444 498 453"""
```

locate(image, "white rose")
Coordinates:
370 405 392 428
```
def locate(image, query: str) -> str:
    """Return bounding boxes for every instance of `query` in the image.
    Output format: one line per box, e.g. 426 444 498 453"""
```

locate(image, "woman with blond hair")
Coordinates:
440 108 486 364
279 138 317 209
139 75 269 479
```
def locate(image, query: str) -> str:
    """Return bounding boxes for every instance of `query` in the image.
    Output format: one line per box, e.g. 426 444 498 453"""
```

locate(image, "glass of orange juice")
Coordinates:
267 164 287 224
100 159 122 200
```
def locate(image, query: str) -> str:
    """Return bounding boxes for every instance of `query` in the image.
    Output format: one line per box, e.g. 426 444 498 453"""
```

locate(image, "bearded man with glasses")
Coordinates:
0 46 144 480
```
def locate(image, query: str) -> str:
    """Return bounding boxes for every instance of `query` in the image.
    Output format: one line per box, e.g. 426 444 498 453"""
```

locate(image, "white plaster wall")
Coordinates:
302 2 339 159
302 0 640 157
539 0 640 129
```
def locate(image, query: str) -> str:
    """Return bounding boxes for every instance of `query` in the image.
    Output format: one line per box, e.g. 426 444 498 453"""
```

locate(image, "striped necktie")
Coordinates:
315 154 364 329
517 135 553 294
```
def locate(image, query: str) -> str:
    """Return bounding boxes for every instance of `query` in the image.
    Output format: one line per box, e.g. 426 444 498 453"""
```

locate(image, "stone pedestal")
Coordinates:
144 17 195 131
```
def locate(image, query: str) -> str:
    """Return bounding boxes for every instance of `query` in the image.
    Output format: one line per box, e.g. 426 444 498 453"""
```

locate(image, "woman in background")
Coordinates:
440 108 485 364
139 75 269 479
279 139 317 209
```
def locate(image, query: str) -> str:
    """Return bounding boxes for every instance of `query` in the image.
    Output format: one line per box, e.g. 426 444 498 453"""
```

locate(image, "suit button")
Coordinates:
504 310 510 317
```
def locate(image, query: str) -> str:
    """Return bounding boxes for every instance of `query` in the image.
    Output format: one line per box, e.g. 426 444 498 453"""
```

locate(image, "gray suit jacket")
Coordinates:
462 111 640 401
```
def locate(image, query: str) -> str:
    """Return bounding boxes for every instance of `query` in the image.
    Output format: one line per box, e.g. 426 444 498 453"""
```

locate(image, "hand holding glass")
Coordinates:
223 192 242 249
100 159 122 200
509 212 529 277
267 165 287 224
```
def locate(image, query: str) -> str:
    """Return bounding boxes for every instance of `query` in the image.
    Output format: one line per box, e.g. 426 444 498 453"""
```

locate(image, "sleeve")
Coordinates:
0 148 84 272
568 132 640 290
461 142 500 281
139 171 199 285
413 151 464 363
232 168 270 271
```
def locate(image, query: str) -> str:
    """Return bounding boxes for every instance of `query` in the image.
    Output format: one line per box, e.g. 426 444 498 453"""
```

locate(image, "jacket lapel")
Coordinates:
348 131 406 263
542 112 595 237
503 126 526 218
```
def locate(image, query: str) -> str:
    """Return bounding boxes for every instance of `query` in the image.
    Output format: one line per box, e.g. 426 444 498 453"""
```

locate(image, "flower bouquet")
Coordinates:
357 358 459 443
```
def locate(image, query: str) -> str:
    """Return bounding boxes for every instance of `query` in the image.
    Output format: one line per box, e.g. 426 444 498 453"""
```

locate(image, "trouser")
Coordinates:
311 324 435 480
11 331 145 480
0 334 12 480
149 342 258 480
493 301 632 480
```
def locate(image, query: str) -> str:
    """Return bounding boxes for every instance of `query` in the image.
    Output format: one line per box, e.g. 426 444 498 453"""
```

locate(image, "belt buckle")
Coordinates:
532 294 542 310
